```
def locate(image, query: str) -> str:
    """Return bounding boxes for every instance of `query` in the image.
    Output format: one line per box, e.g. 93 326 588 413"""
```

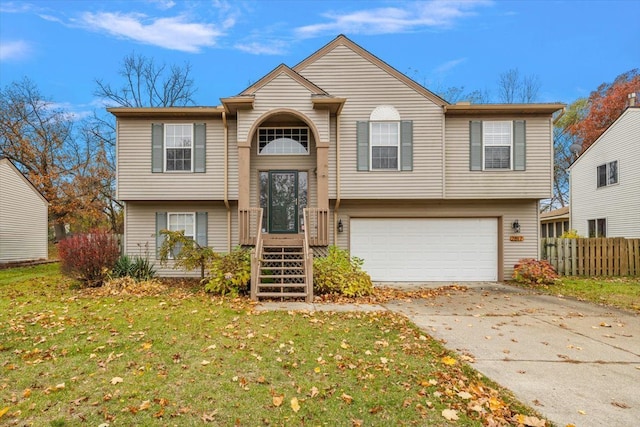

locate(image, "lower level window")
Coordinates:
168 213 195 257
588 218 606 237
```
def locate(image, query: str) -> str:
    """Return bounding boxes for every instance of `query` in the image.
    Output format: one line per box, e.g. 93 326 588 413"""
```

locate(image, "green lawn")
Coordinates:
1 264 547 426
541 276 640 312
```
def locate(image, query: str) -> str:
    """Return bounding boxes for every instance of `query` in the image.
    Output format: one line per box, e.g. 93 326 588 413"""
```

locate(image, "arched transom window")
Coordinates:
258 127 309 155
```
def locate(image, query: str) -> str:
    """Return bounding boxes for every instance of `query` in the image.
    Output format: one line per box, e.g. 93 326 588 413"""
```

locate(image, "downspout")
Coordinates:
441 105 446 198
222 111 231 252
333 110 341 246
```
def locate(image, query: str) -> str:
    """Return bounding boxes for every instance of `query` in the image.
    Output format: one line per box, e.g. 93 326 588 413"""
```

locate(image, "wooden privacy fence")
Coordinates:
541 237 640 276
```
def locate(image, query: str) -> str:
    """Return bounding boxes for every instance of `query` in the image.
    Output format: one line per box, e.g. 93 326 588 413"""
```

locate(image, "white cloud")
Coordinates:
434 58 466 74
77 12 222 53
234 40 288 56
0 40 31 61
295 0 492 38
148 0 176 10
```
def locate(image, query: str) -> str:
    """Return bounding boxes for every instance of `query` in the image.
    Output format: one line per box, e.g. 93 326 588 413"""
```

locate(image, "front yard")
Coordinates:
513 276 640 312
0 264 546 426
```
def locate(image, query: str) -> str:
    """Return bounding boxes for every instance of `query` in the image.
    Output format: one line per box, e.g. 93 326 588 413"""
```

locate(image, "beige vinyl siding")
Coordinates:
0 159 48 262
117 118 226 200
445 116 553 198
334 199 539 280
297 44 444 199
124 201 236 277
570 109 640 238
237 73 330 144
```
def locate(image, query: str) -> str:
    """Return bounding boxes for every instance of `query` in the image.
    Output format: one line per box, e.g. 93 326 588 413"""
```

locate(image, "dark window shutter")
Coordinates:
356 121 369 171
152 123 164 173
196 212 208 247
513 120 526 171
469 121 483 171
194 123 206 173
155 212 167 259
400 120 413 171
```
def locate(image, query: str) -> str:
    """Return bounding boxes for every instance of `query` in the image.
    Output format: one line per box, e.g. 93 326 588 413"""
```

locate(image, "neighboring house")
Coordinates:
0 158 49 263
540 206 570 238
569 106 640 238
109 35 563 293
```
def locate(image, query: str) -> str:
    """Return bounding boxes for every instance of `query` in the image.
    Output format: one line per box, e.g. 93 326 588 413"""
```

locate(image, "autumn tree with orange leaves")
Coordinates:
0 78 111 239
567 69 639 152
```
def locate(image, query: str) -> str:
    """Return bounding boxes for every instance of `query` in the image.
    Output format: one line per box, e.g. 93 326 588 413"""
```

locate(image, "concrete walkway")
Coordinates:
258 283 640 427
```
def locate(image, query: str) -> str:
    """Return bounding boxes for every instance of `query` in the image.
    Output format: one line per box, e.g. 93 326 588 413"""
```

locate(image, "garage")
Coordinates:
350 218 498 282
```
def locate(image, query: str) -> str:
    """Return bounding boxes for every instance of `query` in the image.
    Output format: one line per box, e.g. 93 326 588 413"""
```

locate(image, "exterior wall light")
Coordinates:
337 219 344 233
512 220 521 233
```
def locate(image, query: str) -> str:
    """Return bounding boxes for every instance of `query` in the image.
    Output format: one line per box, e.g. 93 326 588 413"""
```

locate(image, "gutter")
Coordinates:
222 111 231 252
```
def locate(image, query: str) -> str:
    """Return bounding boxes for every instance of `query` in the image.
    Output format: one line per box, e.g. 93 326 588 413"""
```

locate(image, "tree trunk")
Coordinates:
53 221 67 241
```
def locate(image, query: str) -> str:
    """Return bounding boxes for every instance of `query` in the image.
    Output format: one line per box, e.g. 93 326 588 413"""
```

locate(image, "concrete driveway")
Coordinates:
384 282 640 427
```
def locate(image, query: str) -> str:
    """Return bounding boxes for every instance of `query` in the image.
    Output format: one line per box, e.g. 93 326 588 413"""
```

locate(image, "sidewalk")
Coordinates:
258 283 640 427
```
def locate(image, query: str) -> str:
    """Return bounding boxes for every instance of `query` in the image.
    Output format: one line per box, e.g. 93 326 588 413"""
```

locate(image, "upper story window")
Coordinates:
483 121 512 169
357 106 413 172
470 120 526 171
165 124 193 172
597 161 618 188
258 127 309 155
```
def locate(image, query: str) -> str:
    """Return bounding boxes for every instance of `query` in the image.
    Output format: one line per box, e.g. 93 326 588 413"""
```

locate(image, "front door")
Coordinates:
268 171 298 233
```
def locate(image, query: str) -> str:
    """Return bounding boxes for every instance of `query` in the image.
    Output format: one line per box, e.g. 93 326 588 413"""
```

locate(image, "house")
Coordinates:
109 35 563 298
569 105 640 238
540 206 570 238
0 158 49 263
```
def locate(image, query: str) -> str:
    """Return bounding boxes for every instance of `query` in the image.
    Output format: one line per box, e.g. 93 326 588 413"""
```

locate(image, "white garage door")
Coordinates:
350 218 497 282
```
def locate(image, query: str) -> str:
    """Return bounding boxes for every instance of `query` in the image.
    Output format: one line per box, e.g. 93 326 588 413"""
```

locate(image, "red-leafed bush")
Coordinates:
512 258 559 285
58 230 120 286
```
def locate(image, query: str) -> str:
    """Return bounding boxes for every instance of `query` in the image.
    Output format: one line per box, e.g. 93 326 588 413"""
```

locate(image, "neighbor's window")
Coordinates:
258 128 309 155
597 161 618 188
483 121 512 170
588 218 607 237
165 124 193 171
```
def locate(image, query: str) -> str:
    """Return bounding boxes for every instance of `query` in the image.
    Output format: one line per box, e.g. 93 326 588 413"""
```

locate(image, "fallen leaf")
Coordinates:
272 394 284 407
341 393 353 404
290 397 300 412
23 389 31 398
310 386 319 398
441 356 456 365
457 391 472 399
611 401 630 409
201 360 210 366
110 377 123 385
380 357 388 364
141 342 152 350
578 410 586 415
442 408 459 421
515 414 546 426
0 407 9 419
139 400 151 411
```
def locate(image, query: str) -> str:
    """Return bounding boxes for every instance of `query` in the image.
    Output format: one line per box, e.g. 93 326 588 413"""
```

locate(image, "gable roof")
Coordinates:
293 34 449 106
222 63 346 114
0 157 49 204
569 107 640 170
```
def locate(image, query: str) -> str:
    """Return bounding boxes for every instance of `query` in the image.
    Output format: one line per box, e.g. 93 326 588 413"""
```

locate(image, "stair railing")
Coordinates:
250 208 264 301
303 208 314 303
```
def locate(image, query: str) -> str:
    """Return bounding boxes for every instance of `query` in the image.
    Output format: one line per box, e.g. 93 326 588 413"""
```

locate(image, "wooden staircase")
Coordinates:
251 234 313 302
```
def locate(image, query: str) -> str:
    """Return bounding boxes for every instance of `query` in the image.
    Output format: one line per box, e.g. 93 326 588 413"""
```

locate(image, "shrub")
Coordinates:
205 247 251 296
158 230 215 280
58 230 120 286
111 254 156 282
512 258 559 285
560 229 581 238
313 246 373 297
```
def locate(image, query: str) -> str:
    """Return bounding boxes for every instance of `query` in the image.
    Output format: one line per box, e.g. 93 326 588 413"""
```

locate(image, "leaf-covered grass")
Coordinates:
511 276 640 312
530 276 640 312
1 265 548 426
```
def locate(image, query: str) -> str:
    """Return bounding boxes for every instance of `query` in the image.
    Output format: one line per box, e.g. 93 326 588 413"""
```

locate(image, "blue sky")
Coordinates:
1 0 638 119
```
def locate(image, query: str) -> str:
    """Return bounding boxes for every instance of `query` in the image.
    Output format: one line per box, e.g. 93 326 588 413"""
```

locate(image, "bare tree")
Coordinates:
437 85 491 104
95 52 197 108
497 68 540 103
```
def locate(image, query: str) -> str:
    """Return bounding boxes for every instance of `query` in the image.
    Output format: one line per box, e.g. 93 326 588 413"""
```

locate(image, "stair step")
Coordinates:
256 292 308 298
260 266 304 271
258 283 307 289
260 274 306 279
